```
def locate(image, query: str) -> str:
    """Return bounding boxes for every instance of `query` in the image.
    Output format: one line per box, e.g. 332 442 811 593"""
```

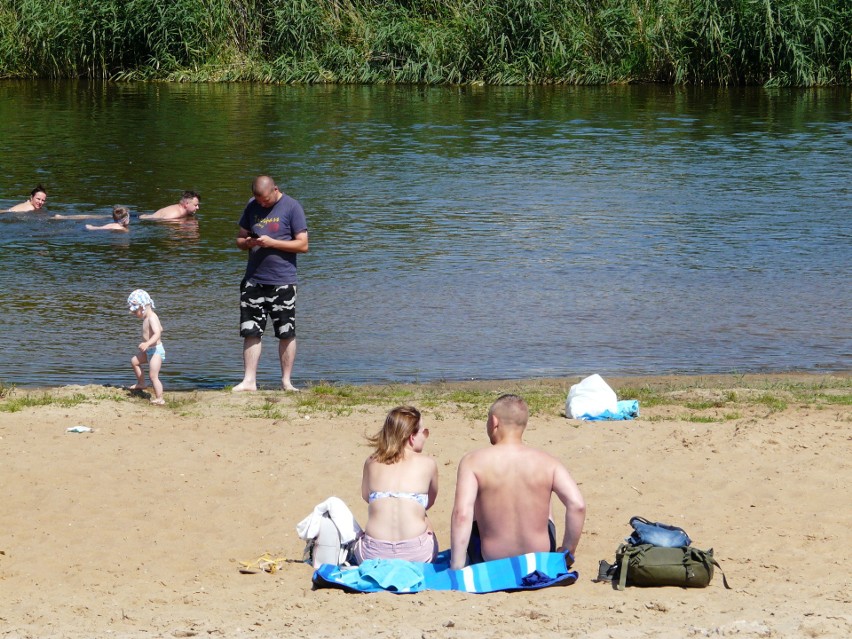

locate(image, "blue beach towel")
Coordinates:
578 399 639 421
312 550 578 594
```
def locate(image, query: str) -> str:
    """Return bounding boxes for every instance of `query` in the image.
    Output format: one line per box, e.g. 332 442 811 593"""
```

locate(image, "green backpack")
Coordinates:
612 543 730 591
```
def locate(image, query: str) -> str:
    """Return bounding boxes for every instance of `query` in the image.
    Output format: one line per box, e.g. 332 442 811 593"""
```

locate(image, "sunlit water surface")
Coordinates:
0 82 849 388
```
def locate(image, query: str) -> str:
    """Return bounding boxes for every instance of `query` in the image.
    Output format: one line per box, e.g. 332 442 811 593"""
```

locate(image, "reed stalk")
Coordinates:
0 0 849 85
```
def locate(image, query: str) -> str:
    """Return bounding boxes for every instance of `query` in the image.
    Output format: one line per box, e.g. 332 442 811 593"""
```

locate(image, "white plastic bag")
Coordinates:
566 374 618 419
310 514 350 569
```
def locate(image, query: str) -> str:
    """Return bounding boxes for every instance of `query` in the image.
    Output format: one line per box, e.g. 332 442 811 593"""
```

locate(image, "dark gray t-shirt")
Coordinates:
239 193 307 285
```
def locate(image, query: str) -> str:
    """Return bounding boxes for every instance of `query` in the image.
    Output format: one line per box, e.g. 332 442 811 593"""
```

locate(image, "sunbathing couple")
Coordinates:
357 395 586 569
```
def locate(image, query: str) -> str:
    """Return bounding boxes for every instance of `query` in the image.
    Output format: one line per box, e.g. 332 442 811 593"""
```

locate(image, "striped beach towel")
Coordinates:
312 549 578 594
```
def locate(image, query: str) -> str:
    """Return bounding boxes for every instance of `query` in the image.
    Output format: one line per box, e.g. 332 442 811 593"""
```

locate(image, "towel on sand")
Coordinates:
579 399 640 421
312 549 578 594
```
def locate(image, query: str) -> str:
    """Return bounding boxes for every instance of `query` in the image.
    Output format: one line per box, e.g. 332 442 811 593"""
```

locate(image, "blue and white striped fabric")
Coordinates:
312 549 578 594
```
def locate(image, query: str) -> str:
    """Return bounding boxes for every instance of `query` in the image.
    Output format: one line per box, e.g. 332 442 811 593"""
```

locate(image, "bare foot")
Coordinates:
232 381 257 392
126 383 148 390
283 383 300 392
150 398 165 405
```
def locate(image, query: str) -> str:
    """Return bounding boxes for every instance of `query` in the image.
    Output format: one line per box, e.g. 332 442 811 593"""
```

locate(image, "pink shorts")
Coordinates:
353 530 438 564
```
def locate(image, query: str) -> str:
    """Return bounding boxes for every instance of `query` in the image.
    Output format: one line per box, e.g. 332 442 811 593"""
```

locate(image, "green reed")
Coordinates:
1 0 849 84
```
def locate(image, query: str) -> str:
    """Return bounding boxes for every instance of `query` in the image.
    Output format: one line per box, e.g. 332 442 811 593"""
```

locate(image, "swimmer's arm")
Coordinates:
85 223 127 231
54 214 109 220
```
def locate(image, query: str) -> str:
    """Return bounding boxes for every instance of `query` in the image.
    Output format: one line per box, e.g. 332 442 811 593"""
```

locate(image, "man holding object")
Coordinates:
233 175 308 392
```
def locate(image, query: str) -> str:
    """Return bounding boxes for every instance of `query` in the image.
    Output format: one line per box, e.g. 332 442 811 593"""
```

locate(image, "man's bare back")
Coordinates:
450 394 585 570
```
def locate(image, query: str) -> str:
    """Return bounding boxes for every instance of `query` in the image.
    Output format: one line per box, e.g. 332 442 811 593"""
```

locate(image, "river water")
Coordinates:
0 81 849 389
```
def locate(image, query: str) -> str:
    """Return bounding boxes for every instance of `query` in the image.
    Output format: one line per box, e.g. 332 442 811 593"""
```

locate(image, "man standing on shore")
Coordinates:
450 394 585 570
139 190 200 220
233 175 308 392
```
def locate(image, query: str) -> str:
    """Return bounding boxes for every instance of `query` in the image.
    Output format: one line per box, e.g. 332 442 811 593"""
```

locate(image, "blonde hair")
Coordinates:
367 406 422 464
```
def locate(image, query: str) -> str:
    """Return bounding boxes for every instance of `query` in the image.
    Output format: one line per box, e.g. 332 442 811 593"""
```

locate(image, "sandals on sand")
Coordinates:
238 553 290 574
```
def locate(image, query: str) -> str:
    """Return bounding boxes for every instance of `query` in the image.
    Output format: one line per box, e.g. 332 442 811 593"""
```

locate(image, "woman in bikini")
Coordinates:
353 405 439 563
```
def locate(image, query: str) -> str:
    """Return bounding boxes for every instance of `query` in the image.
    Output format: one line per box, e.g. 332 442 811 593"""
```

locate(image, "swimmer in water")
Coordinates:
139 190 200 221
3 185 47 212
85 206 130 232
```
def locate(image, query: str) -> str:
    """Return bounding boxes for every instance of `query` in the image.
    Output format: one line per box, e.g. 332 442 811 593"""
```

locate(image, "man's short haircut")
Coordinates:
181 190 200 202
252 175 276 196
489 394 529 427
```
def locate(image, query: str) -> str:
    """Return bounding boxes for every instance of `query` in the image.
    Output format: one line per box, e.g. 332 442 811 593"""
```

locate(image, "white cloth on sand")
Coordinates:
296 496 362 543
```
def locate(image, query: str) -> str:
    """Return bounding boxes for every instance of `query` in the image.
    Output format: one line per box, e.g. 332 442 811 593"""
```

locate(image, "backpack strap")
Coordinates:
705 549 732 589
617 544 634 591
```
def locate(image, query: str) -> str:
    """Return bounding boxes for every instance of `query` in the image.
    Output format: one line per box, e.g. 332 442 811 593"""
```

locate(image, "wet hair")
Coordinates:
112 206 130 225
488 394 528 427
367 406 423 464
180 190 200 203
31 185 47 198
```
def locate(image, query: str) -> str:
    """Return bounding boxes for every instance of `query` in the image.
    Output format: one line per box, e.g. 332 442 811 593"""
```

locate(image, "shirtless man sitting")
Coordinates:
450 394 586 570
139 190 200 220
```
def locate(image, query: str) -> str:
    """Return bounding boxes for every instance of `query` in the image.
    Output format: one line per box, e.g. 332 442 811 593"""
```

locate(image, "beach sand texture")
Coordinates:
1 374 849 639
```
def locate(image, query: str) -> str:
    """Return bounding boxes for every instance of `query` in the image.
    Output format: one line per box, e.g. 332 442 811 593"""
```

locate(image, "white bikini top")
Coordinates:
368 491 428 509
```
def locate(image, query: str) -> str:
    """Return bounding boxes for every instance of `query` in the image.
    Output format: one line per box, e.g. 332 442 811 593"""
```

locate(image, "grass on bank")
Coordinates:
0 391 89 413
288 381 570 421
285 375 852 421
1 376 849 421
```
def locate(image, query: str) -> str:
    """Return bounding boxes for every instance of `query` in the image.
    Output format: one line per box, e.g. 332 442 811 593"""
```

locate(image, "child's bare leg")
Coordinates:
129 351 148 390
148 353 164 404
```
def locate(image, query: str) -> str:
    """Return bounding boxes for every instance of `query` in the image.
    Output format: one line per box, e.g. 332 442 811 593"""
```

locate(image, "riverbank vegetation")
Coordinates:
1 0 850 85
4 374 848 421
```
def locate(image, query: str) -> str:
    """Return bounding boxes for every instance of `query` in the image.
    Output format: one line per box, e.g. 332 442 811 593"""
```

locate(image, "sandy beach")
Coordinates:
1 373 850 639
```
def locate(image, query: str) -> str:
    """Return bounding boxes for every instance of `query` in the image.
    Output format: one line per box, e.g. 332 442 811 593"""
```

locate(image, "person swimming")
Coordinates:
85 206 130 232
4 185 47 212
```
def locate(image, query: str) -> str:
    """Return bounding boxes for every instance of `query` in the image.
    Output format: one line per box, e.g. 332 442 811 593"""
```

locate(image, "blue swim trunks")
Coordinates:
146 343 166 362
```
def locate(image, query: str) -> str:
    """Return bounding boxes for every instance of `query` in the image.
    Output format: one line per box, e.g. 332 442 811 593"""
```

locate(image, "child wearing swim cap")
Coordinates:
127 289 166 405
